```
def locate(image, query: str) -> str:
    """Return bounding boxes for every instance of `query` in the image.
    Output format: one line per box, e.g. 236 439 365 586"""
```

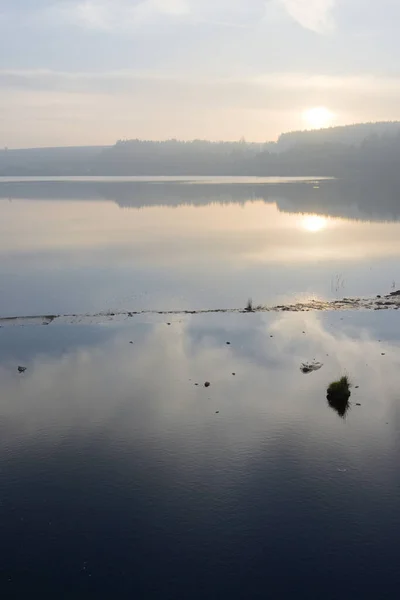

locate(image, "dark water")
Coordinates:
1 311 400 598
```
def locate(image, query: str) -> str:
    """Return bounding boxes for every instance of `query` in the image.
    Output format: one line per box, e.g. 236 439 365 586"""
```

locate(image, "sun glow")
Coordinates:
301 215 328 232
303 106 334 129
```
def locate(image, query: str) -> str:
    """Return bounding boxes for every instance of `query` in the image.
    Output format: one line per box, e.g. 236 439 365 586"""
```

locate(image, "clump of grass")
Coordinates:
245 298 253 312
327 376 351 418
327 376 351 397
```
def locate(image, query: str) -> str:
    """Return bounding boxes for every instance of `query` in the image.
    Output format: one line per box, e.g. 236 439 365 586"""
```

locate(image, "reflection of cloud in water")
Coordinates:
270 311 399 398
2 315 400 597
0 313 399 461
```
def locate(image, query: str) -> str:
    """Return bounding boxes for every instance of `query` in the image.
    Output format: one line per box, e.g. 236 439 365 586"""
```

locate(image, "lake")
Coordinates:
0 176 400 317
1 177 400 599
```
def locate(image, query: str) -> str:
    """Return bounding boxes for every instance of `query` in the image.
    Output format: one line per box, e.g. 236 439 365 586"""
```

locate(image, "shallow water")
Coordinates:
1 176 400 317
1 310 400 598
1 177 400 598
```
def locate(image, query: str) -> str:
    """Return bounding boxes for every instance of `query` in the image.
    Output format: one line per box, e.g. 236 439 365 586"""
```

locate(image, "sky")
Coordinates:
1 0 400 147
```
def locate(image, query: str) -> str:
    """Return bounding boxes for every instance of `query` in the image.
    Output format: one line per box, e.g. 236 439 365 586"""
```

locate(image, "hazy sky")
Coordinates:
1 0 399 147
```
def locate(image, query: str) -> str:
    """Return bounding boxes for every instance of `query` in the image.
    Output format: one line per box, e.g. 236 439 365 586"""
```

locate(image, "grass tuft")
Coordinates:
245 298 253 312
327 376 351 396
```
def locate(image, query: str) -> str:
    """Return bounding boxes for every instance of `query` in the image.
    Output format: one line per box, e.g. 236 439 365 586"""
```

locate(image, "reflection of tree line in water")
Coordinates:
1 178 400 221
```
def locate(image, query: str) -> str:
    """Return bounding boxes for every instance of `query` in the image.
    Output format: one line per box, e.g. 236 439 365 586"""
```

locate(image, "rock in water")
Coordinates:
300 361 323 374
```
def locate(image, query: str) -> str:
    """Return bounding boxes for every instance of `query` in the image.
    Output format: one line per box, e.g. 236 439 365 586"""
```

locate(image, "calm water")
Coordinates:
1 177 400 598
0 176 400 317
1 311 400 598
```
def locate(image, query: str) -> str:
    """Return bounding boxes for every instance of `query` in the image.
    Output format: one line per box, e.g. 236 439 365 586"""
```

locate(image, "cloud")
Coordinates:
48 0 268 30
2 0 335 34
139 0 190 16
279 0 336 33
52 0 190 30
2 68 400 147
3 68 400 99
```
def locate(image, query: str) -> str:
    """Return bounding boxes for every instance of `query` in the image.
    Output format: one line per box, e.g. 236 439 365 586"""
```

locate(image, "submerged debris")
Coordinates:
301 361 323 374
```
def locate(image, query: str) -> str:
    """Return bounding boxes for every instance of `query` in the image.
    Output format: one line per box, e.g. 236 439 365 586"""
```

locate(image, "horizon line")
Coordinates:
4 120 400 152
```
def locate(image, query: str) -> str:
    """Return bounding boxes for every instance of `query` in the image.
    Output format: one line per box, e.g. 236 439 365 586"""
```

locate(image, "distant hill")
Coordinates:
276 121 400 151
0 146 108 176
2 122 400 177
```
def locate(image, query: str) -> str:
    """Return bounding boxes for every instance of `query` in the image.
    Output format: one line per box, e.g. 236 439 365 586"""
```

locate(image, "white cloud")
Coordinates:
52 0 267 30
279 0 336 33
74 0 112 29
56 0 189 30
2 68 400 148
42 0 337 33
142 0 189 15
3 68 400 97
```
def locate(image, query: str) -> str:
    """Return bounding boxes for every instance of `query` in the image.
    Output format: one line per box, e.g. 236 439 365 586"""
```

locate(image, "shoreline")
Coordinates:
1 292 399 327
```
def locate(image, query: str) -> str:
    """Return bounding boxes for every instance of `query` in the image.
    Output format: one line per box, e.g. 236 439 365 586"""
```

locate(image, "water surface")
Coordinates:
1 177 400 598
0 311 399 598
1 176 400 317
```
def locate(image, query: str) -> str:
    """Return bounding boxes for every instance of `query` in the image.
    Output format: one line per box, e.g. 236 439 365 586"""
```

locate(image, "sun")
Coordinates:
303 106 334 130
301 215 328 233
